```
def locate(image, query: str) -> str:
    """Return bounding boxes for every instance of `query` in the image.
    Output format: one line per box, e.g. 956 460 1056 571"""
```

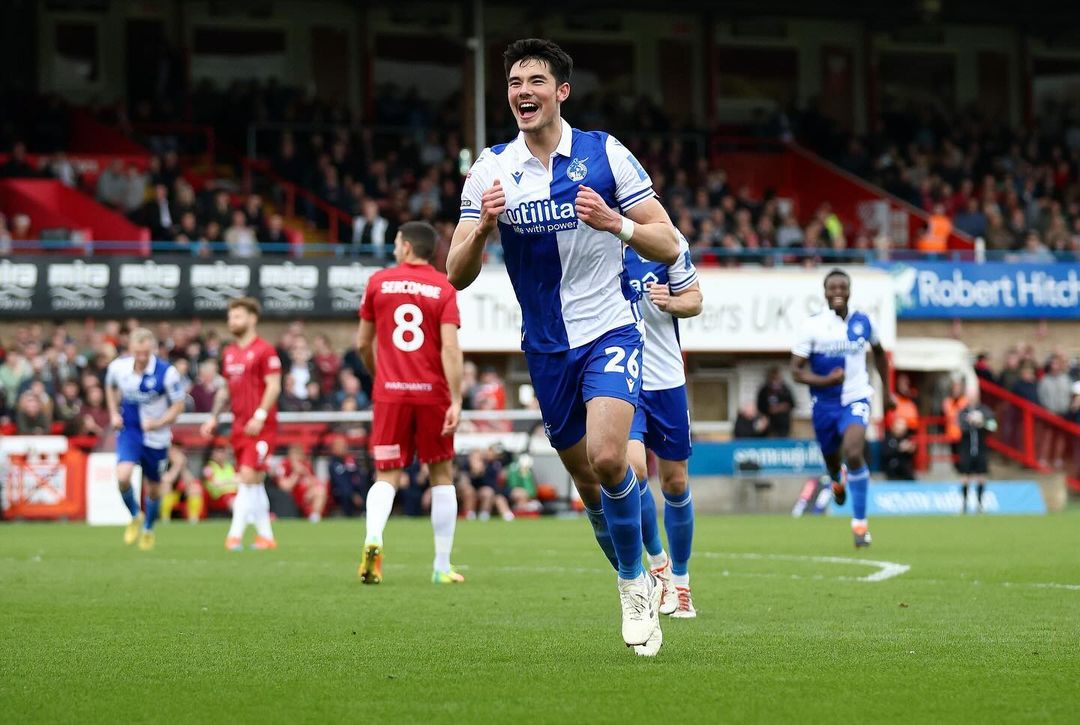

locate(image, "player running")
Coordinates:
625 232 702 622
200 297 283 551
791 269 894 548
447 38 680 653
105 328 186 551
356 221 464 585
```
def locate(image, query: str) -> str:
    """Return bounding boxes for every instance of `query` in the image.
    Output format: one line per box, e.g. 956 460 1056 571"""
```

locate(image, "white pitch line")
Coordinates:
700 551 911 583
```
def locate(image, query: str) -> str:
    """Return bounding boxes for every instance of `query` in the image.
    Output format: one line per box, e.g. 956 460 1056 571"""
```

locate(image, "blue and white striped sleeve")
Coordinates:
605 135 654 213
459 148 493 222
667 233 698 293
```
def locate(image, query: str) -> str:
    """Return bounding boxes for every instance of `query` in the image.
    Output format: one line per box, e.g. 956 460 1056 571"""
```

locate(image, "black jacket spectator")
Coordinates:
328 443 369 517
734 403 768 438
882 420 916 481
757 370 795 437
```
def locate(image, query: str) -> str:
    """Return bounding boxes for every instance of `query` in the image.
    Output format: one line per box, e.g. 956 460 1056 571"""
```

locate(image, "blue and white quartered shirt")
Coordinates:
460 118 656 353
624 232 698 391
105 355 186 449
792 309 878 407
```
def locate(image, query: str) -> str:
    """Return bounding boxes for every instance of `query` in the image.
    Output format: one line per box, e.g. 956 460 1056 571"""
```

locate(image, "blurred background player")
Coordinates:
791 270 894 548
160 440 203 523
105 328 186 551
957 390 998 513
200 297 283 551
447 38 679 654
276 443 328 523
625 230 702 620
356 221 464 584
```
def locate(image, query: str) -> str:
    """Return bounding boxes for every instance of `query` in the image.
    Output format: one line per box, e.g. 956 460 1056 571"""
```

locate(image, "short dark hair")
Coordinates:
399 221 437 261
823 268 850 287
503 38 573 86
227 296 261 317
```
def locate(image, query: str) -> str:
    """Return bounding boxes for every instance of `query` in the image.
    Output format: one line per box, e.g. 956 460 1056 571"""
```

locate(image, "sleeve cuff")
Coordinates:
617 186 655 212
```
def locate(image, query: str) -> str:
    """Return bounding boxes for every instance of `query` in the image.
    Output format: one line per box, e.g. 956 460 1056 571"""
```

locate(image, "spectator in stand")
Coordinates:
327 435 368 517
882 417 916 481
311 335 341 399
202 441 238 515
10 214 32 242
1069 380 1080 426
96 160 128 208
352 199 390 258
734 401 768 438
334 369 370 410
80 384 110 437
951 197 987 239
472 367 509 432
54 379 83 433
1011 362 1040 405
225 209 259 257
0 348 31 404
136 183 174 240
891 373 921 432
278 373 310 412
1038 353 1073 469
756 367 794 437
460 360 479 410
1011 230 1055 263
998 348 1023 391
207 190 233 230
15 391 51 434
0 142 36 178
276 443 328 523
190 359 220 413
258 213 290 254
0 213 11 255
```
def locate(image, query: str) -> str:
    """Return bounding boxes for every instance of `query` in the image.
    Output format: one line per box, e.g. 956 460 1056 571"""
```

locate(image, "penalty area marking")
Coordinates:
699 552 911 583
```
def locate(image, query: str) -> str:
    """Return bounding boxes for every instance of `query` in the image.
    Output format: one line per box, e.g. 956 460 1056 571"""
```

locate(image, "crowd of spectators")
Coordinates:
800 103 1080 260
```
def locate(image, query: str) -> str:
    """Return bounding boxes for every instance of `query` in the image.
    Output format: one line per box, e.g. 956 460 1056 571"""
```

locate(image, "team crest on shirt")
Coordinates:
566 157 589 182
511 170 524 185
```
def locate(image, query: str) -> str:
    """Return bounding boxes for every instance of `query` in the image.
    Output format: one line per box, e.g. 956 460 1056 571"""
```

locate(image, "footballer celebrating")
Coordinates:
356 221 464 585
625 231 702 620
791 270 894 547
106 328 187 551
200 297 283 551
447 38 679 653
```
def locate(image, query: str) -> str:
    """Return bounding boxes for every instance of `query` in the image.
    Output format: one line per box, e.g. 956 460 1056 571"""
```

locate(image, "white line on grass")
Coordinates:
699 552 911 583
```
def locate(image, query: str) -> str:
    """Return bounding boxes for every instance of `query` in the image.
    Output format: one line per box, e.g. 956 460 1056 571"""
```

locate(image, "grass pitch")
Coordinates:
2 512 1079 724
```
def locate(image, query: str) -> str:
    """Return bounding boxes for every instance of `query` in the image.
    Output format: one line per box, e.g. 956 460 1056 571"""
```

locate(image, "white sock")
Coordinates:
430 485 457 573
365 480 396 547
648 550 669 571
227 485 250 539
250 483 274 540
672 573 690 588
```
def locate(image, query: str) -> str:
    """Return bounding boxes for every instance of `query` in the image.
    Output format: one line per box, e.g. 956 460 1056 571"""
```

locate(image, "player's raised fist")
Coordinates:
480 178 505 231
575 185 620 234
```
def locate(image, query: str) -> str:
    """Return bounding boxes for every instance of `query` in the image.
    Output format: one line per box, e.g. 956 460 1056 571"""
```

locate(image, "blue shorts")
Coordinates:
116 430 169 483
630 385 692 461
811 398 871 456
526 324 643 451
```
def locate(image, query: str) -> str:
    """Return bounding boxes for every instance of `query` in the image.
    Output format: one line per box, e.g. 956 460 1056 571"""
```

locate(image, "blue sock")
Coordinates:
663 489 694 577
848 465 870 522
144 496 160 531
120 486 139 517
600 468 644 580
583 505 618 571
638 479 664 558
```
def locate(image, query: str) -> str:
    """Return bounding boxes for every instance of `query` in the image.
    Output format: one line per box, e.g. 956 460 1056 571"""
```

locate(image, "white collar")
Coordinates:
511 118 573 164
135 356 157 375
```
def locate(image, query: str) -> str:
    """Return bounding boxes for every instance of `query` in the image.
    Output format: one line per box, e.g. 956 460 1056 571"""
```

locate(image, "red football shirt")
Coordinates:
359 262 461 404
222 336 282 432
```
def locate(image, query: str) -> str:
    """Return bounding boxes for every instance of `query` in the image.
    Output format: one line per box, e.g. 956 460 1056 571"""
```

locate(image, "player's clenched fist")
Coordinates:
479 178 505 231
646 281 672 311
575 185 621 234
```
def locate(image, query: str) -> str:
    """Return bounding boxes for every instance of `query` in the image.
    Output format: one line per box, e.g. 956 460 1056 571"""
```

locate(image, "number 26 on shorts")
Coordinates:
604 346 640 379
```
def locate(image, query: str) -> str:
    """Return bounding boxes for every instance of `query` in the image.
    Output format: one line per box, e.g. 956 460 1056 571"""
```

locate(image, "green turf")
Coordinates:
2 513 1079 724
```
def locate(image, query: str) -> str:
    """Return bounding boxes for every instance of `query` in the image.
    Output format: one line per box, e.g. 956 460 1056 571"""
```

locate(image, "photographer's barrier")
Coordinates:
689 439 881 476
827 481 1047 516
